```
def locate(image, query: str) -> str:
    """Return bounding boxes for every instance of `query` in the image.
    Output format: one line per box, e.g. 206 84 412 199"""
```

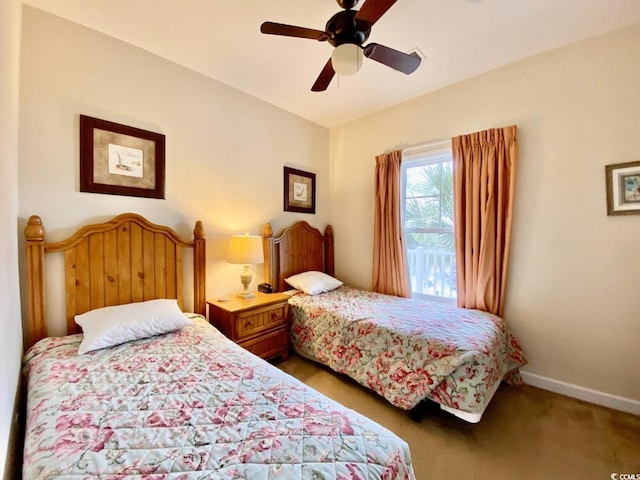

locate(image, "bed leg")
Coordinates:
409 399 440 423
409 405 423 423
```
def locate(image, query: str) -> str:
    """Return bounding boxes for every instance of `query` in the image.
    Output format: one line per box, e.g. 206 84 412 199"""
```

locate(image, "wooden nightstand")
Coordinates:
207 292 290 361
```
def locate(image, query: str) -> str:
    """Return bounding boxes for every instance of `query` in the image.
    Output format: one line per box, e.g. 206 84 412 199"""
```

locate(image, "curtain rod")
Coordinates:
394 136 452 155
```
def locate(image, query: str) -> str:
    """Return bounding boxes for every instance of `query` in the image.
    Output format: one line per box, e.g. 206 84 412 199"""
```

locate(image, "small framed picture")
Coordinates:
79 115 166 199
605 160 640 216
284 166 316 214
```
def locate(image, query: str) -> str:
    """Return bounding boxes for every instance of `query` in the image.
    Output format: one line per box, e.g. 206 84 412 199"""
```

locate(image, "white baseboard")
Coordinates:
520 371 640 416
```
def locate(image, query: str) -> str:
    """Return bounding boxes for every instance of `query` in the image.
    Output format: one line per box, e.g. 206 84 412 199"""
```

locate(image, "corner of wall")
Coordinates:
2 381 23 480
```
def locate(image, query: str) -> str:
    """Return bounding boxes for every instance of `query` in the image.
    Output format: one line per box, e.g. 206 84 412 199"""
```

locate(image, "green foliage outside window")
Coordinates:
404 160 454 250
403 157 457 298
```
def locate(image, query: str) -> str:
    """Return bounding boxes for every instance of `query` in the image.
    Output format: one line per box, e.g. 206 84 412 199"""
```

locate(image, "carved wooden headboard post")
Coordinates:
25 216 47 347
324 225 335 277
193 220 206 316
262 223 275 287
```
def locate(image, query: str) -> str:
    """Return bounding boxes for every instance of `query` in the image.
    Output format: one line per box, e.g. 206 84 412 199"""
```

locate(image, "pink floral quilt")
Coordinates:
23 316 415 479
289 287 526 415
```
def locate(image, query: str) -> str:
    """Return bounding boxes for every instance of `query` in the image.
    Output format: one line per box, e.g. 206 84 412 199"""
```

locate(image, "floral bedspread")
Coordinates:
23 316 415 480
289 287 526 415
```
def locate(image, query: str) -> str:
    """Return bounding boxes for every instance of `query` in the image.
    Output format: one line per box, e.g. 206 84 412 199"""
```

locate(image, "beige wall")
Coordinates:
330 25 640 402
0 0 23 477
18 7 329 335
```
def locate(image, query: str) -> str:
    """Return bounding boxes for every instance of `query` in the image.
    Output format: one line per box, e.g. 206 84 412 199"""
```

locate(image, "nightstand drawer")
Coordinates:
237 304 287 339
238 327 288 359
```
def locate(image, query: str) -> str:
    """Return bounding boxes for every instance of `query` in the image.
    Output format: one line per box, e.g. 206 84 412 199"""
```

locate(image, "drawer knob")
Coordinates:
245 320 254 328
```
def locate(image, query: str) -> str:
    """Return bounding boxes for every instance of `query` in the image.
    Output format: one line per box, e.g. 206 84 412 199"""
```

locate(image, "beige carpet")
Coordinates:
278 354 640 480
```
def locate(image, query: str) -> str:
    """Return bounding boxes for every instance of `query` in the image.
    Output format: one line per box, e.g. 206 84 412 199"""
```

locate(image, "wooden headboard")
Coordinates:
262 221 334 292
24 213 206 348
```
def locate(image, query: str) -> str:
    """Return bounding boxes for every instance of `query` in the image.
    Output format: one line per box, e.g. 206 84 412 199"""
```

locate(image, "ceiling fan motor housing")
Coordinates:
326 10 371 47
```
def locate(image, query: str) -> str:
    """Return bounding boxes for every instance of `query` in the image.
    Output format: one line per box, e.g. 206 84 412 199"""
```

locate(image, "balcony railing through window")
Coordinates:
407 246 457 299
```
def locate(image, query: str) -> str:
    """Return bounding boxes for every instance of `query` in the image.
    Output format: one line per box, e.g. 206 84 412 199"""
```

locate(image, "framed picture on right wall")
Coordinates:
605 160 640 216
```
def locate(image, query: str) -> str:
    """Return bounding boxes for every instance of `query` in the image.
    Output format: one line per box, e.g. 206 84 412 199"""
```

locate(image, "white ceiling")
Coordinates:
22 0 640 128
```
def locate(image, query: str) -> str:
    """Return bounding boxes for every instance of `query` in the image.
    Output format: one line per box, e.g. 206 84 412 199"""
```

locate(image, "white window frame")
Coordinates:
401 141 456 304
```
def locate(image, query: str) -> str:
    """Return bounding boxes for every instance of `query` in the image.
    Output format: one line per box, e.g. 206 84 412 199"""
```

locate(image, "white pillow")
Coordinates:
74 299 191 354
285 271 343 295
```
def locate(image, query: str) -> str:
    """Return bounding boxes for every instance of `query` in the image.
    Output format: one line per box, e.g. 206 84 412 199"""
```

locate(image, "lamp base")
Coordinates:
238 266 255 299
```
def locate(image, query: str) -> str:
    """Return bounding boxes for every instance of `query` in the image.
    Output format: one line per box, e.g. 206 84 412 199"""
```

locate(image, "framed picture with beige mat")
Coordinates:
605 160 640 215
283 166 316 214
79 114 166 199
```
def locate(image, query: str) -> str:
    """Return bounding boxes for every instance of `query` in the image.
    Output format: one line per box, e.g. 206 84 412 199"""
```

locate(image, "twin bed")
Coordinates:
22 214 415 479
263 221 525 424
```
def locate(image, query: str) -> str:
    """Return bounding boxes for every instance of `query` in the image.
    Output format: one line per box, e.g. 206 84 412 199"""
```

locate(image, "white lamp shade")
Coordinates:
331 43 363 76
226 234 264 265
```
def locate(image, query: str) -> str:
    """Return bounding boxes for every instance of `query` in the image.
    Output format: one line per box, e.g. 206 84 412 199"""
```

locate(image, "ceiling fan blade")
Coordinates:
311 59 336 92
260 22 329 41
354 0 398 27
363 43 421 74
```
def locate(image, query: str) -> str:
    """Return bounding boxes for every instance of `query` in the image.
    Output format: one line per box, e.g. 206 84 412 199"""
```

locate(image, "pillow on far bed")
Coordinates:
285 271 343 295
74 299 192 354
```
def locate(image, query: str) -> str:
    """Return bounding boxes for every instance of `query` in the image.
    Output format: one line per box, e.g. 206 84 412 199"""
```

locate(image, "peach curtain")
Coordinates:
373 150 410 297
452 126 517 316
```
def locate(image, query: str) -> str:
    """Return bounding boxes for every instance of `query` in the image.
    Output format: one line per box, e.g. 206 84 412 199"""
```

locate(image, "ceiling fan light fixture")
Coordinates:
331 43 363 76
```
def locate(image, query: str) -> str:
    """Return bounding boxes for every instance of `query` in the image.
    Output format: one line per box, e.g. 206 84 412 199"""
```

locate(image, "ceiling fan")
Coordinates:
260 0 421 92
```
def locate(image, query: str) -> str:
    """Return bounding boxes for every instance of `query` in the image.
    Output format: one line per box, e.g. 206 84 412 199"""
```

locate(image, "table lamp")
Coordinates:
226 233 264 299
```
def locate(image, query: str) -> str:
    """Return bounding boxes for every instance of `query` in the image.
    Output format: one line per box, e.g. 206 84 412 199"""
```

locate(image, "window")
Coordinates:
401 142 456 301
